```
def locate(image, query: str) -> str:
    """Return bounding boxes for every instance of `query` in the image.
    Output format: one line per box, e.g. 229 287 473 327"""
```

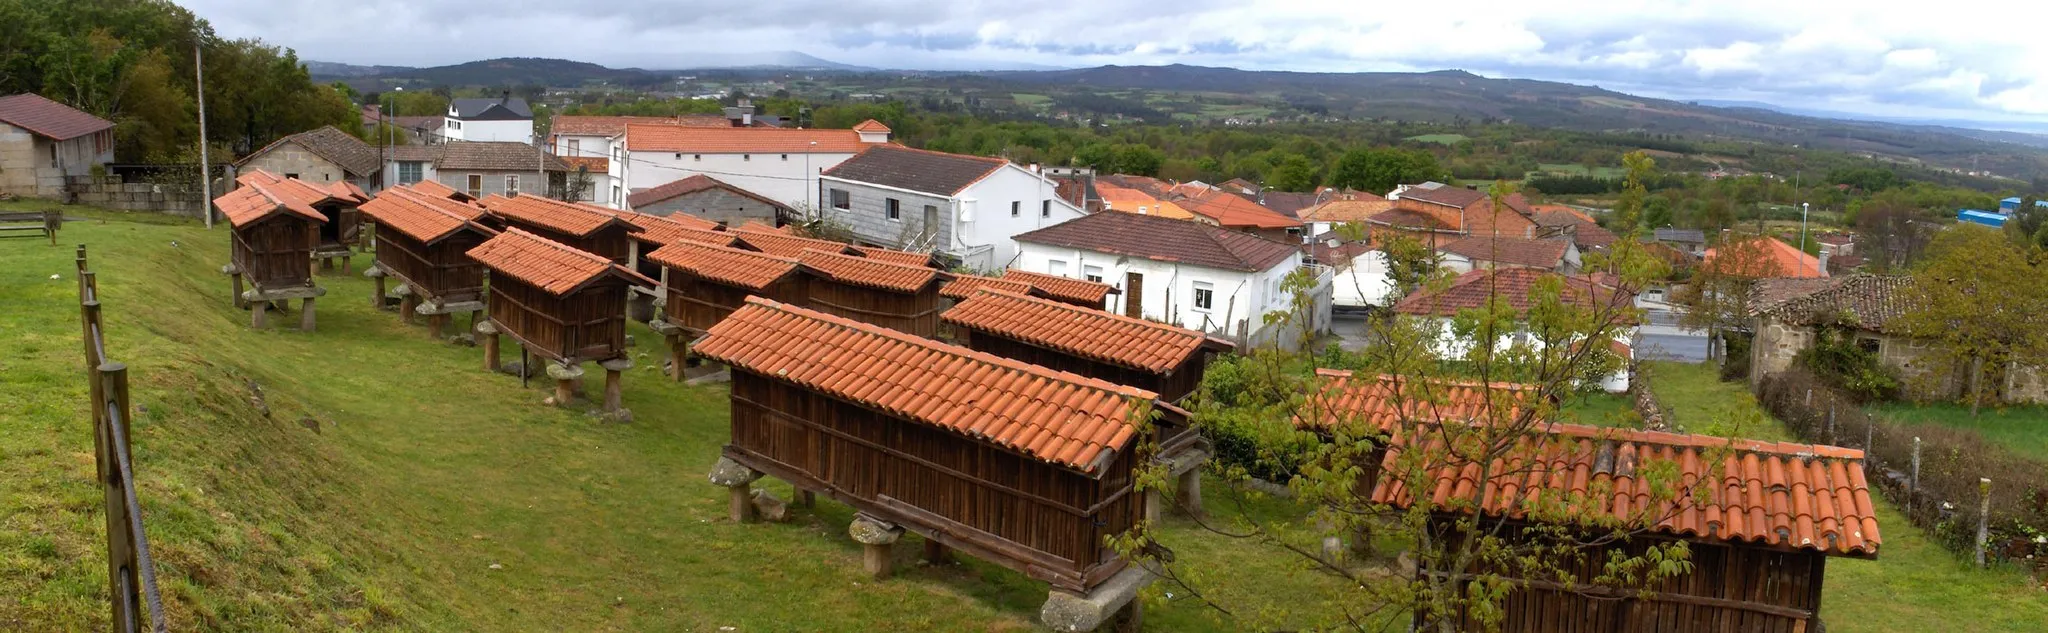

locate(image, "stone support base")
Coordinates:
850 513 906 580
547 362 585 406
708 457 764 523
600 358 633 413
1040 566 1154 632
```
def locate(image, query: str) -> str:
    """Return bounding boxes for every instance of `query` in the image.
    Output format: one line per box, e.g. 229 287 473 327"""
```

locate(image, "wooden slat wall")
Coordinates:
373 226 489 305
663 274 808 334
499 220 632 265
488 275 629 363
727 371 1140 592
804 280 940 338
1424 520 1827 633
233 216 317 292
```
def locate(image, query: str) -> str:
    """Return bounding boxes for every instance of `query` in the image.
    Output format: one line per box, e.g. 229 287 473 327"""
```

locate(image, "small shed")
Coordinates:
467 228 655 410
239 169 368 267
797 248 949 337
730 227 863 259
943 289 1233 403
478 193 641 265
616 209 727 320
356 185 499 336
1373 423 1880 632
852 245 945 269
409 178 477 203
645 240 812 379
1001 268 1119 310
214 178 328 330
697 297 1177 626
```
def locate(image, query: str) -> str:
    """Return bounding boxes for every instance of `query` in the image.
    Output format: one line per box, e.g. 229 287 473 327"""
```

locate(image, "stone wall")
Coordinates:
821 181 953 252
241 142 350 184
1750 316 2044 404
67 175 209 217
1747 315 1810 390
637 187 783 227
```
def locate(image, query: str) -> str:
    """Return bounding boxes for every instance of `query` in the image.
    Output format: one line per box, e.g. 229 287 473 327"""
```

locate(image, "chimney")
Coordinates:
724 98 757 127
500 89 511 104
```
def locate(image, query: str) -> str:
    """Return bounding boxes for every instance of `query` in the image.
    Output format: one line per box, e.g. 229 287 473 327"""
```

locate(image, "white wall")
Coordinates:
445 118 532 145
382 158 439 189
953 165 1086 270
1013 241 1302 337
1332 250 1397 308
1415 317 1634 393
627 150 852 210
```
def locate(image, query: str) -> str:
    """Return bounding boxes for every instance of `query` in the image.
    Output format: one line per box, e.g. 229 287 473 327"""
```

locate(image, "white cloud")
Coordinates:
179 0 2048 116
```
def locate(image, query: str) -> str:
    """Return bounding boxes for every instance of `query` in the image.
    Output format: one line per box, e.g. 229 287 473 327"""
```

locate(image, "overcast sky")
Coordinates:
186 0 2048 122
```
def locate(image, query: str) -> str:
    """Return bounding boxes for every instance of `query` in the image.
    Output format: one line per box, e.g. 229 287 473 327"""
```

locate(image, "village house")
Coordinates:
626 173 792 227
547 109 773 209
0 93 114 199
1177 188 1305 242
1706 235 1827 279
234 125 380 193
383 141 568 200
1012 211 1332 350
1093 180 1194 219
818 144 1084 271
443 96 533 145
1380 182 1539 238
1298 194 1394 236
1437 234 1580 273
1747 274 2047 404
1392 267 1635 392
1654 228 1708 256
1531 205 1618 253
1308 232 1398 309
622 121 886 211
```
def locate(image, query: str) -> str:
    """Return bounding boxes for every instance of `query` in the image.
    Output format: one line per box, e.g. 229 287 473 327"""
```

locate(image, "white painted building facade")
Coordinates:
1012 241 1331 350
821 162 1085 271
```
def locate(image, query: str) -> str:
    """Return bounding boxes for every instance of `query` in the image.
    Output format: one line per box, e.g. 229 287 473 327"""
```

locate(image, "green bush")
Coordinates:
1795 316 1900 401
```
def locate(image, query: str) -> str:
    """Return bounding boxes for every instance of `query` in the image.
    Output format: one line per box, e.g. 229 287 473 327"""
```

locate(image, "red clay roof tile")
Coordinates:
479 194 638 237
1300 369 1542 431
358 185 495 243
646 241 803 290
625 125 867 153
626 173 792 211
694 297 1158 474
467 227 653 295
852 245 942 268
1392 268 1630 319
943 289 1222 373
938 274 1036 301
999 269 1121 305
799 249 943 294
0 93 114 140
617 209 720 245
732 229 862 258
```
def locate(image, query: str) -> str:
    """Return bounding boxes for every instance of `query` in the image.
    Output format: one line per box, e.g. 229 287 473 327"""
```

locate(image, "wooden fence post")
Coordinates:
1910 436 1922 514
1975 478 1991 568
1864 415 1873 450
98 362 142 631
1826 406 1836 445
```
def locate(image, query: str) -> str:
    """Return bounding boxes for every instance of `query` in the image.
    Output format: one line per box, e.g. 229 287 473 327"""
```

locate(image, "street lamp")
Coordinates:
1800 202 1813 275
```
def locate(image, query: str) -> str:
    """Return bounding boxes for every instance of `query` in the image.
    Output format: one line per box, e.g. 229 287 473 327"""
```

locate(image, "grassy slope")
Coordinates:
0 209 1319 631
1868 402 2048 457
1649 361 2048 632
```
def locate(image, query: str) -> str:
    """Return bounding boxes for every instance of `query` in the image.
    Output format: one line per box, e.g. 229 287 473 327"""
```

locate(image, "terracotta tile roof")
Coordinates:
237 125 380 176
1299 369 1541 431
560 156 608 172
1751 274 1912 334
1258 190 1324 219
731 229 861 258
359 187 497 243
1655 228 1707 244
1398 184 1491 209
1179 189 1303 230
1300 198 1395 224
646 241 804 290
944 289 1222 373
1370 421 1882 556
234 169 364 213
1705 236 1827 279
1369 205 1462 232
0 93 114 140
1530 204 1597 224
625 125 867 154
478 194 638 238
820 144 1007 196
1438 235 1571 270
693 297 1155 474
618 210 720 245
852 245 942 268
798 248 944 294
552 114 730 137
627 173 792 211
1535 210 1617 250
1307 235 1376 267
1000 269 1119 305
1096 181 1194 219
215 181 326 228
466 228 653 295
1393 268 1629 319
1012 211 1302 272
852 119 892 133
733 220 794 235
938 274 1037 301
410 179 473 202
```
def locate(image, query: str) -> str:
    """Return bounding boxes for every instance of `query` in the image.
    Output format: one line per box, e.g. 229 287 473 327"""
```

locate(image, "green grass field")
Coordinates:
1868 402 2048 457
1532 163 1627 179
1403 133 1470 145
0 208 1325 631
1010 93 1052 108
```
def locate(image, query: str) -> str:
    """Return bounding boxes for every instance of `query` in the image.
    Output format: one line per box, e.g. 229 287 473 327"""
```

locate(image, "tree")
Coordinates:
1854 191 1931 273
2006 195 2048 251
1328 147 1445 193
1675 236 1785 361
1608 151 1655 234
1264 154 1320 192
1113 166 1691 631
1894 225 2048 415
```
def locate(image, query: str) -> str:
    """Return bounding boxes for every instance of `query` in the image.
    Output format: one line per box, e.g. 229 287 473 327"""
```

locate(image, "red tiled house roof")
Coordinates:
1370 422 1882 556
937 274 1037 301
1179 189 1302 230
1300 198 1395 224
551 114 730 137
1011 211 1301 272
1750 275 1912 334
1001 269 1120 305
693 297 1156 474
943 289 1225 373
1705 236 1826 279
851 119 892 133
1393 268 1630 319
625 125 867 153
799 249 945 294
646 241 805 290
1299 369 1542 431
478 194 639 238
0 93 114 140
1437 235 1572 270
627 173 792 211
466 228 653 295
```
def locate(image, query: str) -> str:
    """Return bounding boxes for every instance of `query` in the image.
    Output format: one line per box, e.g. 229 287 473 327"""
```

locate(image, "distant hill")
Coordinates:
655 51 872 72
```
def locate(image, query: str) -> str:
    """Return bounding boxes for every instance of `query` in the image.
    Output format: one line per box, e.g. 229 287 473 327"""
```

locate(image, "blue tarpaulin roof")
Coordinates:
1959 209 2008 227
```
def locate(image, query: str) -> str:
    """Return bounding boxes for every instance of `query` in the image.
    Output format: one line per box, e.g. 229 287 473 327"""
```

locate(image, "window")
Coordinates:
1041 200 1051 218
693 154 701 161
567 139 581 155
1048 259 1068 276
394 162 422 184
885 198 901 221
1193 281 1215 311
1011 201 1021 217
1083 265 1104 283
48 143 58 167
285 172 300 179
1858 337 1882 355
923 204 939 227
781 154 789 160
614 146 623 163
830 189 850 210
612 185 622 206
504 174 520 194
467 175 483 198
743 154 751 161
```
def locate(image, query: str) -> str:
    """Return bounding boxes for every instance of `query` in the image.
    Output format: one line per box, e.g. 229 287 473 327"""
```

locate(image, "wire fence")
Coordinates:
76 244 168 632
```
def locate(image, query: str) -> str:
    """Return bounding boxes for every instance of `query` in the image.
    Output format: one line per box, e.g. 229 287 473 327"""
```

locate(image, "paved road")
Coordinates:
1637 332 1709 362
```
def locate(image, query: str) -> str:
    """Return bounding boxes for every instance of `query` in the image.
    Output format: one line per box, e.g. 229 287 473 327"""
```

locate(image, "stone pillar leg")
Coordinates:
1176 468 1204 519
430 313 449 338
1143 488 1163 524
231 273 246 309
547 362 584 406
668 334 687 382
341 255 351 275
481 324 502 372
299 297 317 332
1040 566 1155 633
849 514 905 580
372 275 386 309
707 457 764 523
600 358 633 413
1108 600 1143 633
797 490 815 508
399 294 418 325
250 301 268 329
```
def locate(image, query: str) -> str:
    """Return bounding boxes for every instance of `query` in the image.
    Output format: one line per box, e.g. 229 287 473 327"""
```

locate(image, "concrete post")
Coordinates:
707 457 764 524
1976 478 1992 568
1143 488 1163 524
299 297 316 332
250 301 267 329
1176 469 1204 519
478 321 501 371
600 358 633 413
372 275 386 309
1910 436 1922 513
546 362 585 407
231 273 245 309
849 514 905 580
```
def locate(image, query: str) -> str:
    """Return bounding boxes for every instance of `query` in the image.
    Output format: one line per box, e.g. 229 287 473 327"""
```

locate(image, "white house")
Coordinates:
1391 267 1635 392
443 97 533 145
547 110 766 208
382 141 567 199
1012 211 1333 350
0 93 114 199
621 119 890 211
1308 235 1398 309
817 144 1084 271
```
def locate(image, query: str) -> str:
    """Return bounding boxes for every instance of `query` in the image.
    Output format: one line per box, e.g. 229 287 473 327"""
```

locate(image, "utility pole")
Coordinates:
194 39 212 229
